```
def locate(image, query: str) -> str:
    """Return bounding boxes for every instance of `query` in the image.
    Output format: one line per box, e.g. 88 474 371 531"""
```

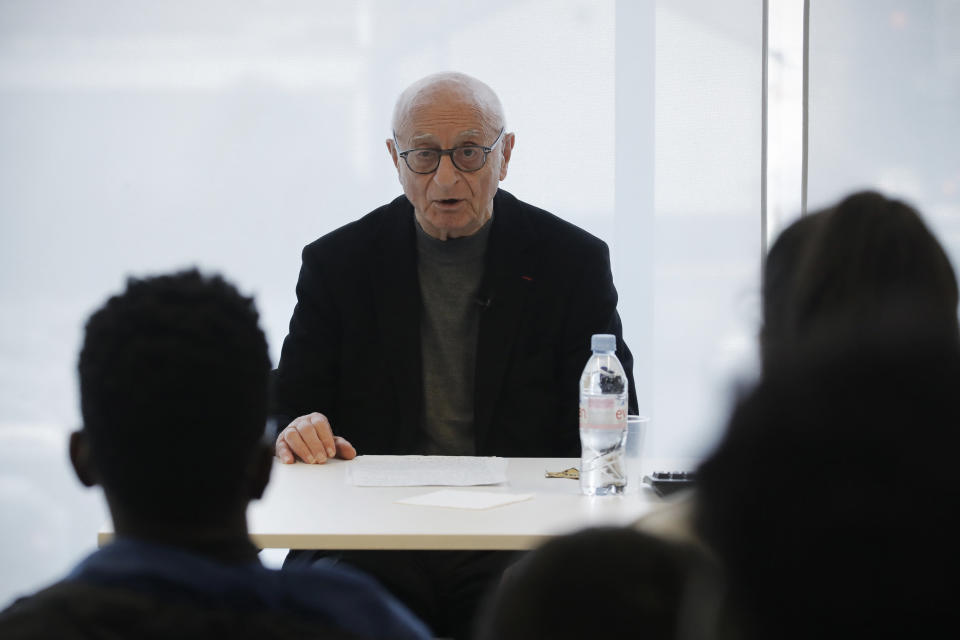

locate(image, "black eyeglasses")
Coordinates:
394 128 505 174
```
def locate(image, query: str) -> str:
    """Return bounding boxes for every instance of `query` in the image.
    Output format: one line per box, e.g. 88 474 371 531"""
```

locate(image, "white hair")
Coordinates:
391 71 506 138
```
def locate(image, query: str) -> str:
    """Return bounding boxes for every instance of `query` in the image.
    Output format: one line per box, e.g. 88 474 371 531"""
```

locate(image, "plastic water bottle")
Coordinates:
579 333 628 496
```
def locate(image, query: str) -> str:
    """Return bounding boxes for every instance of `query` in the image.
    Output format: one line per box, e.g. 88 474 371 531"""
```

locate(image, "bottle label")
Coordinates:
579 396 626 430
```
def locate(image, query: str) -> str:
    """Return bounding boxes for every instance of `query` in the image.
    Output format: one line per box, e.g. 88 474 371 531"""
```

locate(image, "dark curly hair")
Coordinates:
78 269 270 524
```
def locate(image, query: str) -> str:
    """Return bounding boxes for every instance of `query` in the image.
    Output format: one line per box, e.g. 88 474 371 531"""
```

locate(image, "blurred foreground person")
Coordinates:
695 318 960 639
0 270 429 640
761 190 958 366
639 190 959 541
474 527 720 640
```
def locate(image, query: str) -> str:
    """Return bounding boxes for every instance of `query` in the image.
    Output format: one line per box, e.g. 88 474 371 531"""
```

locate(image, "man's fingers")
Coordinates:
295 419 330 463
275 412 344 464
275 438 295 464
334 436 357 460
307 413 337 458
282 426 319 464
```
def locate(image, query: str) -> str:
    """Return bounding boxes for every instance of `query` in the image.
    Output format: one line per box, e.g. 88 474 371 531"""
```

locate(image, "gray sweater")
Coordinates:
415 217 492 455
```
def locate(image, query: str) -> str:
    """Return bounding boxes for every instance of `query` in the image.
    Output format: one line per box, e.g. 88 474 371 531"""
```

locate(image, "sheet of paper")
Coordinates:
346 455 509 487
396 489 534 510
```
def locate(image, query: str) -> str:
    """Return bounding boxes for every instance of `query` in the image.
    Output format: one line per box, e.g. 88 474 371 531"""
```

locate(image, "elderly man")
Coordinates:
273 72 636 638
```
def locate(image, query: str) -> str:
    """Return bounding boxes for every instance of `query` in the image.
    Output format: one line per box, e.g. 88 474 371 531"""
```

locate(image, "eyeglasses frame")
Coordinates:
393 127 506 174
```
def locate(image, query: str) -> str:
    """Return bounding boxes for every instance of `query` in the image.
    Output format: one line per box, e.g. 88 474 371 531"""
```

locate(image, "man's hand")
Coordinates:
275 412 357 464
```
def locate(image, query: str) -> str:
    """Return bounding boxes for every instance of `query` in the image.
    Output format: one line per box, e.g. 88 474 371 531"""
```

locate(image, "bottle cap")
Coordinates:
591 334 616 352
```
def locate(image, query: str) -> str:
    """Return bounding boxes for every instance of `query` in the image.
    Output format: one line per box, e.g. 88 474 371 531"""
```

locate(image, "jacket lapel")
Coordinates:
372 197 423 451
474 190 537 452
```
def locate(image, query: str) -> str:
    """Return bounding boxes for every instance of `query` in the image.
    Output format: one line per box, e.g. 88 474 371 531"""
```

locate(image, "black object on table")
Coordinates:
643 471 696 497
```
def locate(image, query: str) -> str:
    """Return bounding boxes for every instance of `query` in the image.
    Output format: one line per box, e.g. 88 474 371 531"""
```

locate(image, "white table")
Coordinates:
98 456 694 550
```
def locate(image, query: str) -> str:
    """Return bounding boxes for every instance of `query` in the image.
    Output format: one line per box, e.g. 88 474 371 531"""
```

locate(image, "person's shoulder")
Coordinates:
0 579 132 639
0 576 368 640
1 579 80 618
303 194 412 262
497 190 609 254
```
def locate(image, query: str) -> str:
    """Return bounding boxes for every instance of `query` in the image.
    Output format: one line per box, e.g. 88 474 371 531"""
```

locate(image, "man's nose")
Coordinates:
432 153 459 186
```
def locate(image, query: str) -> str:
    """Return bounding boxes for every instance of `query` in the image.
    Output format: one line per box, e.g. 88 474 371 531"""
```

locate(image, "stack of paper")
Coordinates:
346 455 509 487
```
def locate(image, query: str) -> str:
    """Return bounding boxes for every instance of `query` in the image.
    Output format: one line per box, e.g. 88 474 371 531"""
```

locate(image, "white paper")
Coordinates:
346 455 509 487
396 489 534 510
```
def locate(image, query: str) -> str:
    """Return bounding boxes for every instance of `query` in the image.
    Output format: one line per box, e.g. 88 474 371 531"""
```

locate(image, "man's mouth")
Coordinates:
435 198 462 206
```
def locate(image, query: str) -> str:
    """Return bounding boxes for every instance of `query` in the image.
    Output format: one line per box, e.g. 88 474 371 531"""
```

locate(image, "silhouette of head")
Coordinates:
761 191 958 368
476 526 719 640
74 269 271 527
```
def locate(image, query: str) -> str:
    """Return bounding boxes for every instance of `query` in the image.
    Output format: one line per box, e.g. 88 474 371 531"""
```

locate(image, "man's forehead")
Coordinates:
394 79 502 141
408 127 485 143
400 96 492 129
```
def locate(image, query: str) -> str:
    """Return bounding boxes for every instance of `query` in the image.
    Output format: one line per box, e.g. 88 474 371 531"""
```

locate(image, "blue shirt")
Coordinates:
64 538 431 639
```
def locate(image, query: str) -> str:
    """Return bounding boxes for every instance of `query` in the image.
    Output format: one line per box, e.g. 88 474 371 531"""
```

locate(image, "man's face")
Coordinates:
387 96 514 240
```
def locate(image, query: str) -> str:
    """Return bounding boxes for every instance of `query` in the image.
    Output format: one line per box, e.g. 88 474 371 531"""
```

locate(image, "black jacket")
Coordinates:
273 189 636 457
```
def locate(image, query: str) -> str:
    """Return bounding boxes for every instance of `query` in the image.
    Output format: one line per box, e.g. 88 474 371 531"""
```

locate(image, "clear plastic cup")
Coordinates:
625 415 649 494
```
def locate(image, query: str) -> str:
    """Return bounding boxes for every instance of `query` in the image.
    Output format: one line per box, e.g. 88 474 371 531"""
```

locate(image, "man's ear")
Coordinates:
498 132 515 181
249 442 274 501
386 138 401 170
69 429 98 488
